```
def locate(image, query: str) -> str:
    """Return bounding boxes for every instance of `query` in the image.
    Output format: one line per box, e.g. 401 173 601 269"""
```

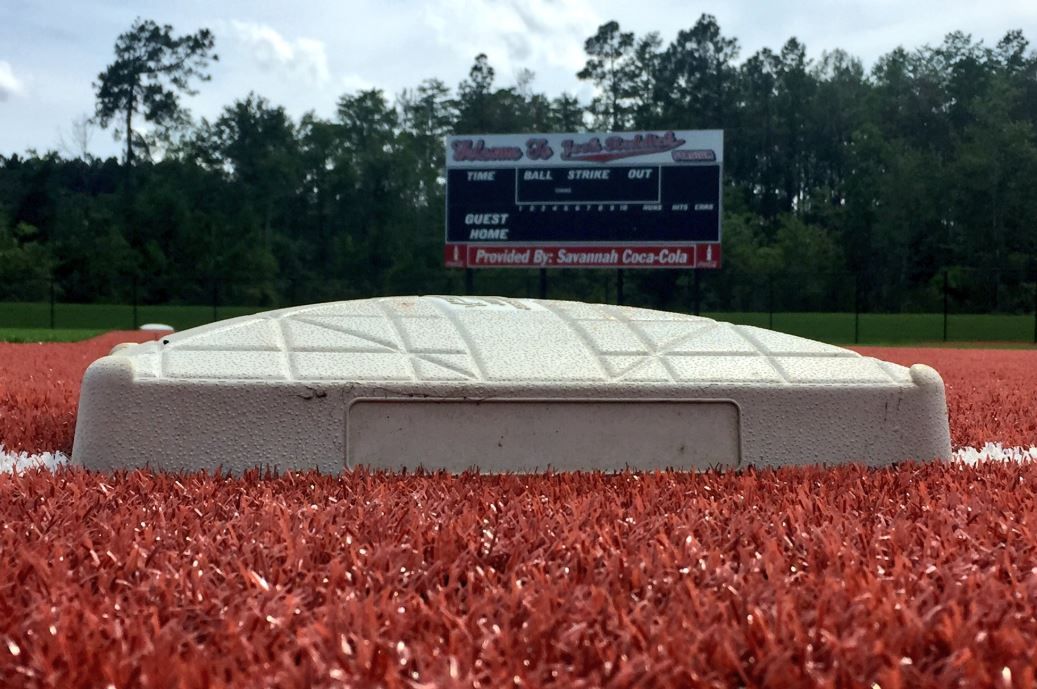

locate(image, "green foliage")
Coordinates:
577 21 639 129
0 214 53 299
94 17 217 165
657 15 739 129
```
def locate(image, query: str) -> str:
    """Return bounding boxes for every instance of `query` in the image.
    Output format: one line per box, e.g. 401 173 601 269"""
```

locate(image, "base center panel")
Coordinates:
346 398 741 472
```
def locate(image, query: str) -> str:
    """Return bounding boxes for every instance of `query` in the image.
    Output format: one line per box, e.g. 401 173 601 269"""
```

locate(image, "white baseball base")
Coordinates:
72 296 951 473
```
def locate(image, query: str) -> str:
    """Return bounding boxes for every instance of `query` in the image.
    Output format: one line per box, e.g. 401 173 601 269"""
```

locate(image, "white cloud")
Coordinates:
0 61 24 101
340 73 375 93
423 0 599 84
226 21 331 85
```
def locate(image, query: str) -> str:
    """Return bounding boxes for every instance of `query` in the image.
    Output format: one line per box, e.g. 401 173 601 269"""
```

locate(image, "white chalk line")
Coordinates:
952 442 1037 466
2 443 1037 474
0 445 69 473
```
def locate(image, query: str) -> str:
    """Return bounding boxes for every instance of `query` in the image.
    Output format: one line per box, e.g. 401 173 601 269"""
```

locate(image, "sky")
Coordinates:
1 0 1035 158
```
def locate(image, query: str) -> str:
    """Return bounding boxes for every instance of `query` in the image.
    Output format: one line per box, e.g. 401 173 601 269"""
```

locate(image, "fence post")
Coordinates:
132 275 139 330
854 272 860 345
49 278 56 330
768 275 774 331
538 269 548 300
942 270 949 343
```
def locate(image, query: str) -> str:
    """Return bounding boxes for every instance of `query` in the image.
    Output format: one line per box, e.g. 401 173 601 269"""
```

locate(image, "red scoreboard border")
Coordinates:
444 243 721 269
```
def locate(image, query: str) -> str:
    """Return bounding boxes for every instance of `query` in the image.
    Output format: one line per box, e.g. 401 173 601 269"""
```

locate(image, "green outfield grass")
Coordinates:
707 311 1037 345
0 300 1034 344
0 328 108 343
0 301 263 332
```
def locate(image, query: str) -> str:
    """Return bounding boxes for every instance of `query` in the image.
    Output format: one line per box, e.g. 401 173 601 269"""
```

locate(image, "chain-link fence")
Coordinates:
2 268 1035 344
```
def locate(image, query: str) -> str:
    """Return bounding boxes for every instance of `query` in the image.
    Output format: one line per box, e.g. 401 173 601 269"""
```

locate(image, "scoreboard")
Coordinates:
444 130 723 269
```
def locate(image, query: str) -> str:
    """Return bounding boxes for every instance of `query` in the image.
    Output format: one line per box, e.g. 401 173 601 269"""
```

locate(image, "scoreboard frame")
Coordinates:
444 130 723 270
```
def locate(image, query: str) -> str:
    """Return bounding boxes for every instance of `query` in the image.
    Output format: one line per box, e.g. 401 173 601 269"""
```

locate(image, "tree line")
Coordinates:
1 16 1036 313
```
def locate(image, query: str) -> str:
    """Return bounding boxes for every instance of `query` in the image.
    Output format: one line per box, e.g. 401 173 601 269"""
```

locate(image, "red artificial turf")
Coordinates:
0 332 165 454
1 336 1036 687
3 463 1037 688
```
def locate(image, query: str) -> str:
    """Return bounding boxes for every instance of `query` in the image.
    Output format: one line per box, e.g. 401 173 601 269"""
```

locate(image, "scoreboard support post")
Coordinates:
465 268 474 296
616 269 625 305
538 269 548 299
693 268 701 316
